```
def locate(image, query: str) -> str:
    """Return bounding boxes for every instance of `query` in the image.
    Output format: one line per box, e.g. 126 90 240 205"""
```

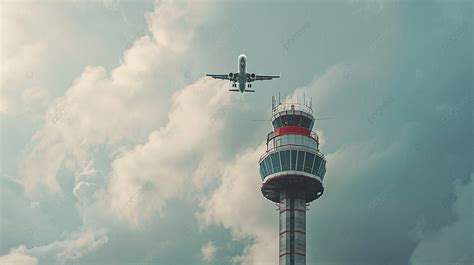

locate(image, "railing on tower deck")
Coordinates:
263 143 322 156
262 133 323 156
272 102 313 115
267 129 319 143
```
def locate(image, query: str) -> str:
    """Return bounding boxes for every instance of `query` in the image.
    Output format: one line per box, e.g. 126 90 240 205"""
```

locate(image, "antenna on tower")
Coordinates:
310 97 313 110
304 92 306 106
278 92 281 105
272 96 274 109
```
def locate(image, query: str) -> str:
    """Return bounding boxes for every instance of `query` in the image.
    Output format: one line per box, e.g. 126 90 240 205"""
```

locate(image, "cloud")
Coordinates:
73 181 102 205
0 2 74 115
192 153 226 189
28 229 108 265
0 246 38 265
146 0 210 54
410 174 474 265
198 145 278 265
0 229 107 265
18 0 212 195
105 78 230 225
0 1 47 114
8 1 224 262
201 241 217 262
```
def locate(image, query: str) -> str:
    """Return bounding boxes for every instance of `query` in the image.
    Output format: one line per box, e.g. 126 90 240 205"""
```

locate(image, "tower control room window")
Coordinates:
265 157 273 175
270 134 318 150
261 161 267 177
301 116 310 128
289 134 296 144
312 156 322 175
287 115 294 126
280 150 290 171
271 153 281 172
260 152 326 180
273 115 314 130
320 163 326 180
304 152 315 173
281 115 288 126
296 151 305 171
267 139 274 150
294 135 302 146
274 118 283 129
291 150 297 170
275 138 281 148
293 115 301 126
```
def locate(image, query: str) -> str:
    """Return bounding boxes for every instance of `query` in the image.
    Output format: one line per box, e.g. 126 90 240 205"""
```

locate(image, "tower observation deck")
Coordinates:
258 97 327 265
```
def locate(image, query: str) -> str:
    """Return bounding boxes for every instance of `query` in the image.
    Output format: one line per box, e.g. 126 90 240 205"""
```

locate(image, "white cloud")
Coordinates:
28 229 108 263
192 153 225 189
7 7 229 265
147 0 210 54
0 33 50 114
0 246 38 265
198 146 278 265
73 181 102 205
105 78 231 225
0 229 107 265
201 241 217 262
19 0 213 195
0 3 71 115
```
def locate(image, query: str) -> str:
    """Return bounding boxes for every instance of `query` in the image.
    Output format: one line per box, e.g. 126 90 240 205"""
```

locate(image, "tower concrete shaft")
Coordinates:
279 192 306 265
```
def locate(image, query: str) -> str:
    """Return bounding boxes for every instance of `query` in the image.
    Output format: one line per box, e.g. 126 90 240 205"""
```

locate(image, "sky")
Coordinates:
0 0 472 265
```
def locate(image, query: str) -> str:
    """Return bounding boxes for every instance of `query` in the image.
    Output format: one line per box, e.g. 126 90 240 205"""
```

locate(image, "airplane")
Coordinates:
206 54 280 93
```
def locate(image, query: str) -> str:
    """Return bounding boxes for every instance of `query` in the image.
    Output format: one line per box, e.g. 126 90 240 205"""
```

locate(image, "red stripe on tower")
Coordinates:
274 126 311 137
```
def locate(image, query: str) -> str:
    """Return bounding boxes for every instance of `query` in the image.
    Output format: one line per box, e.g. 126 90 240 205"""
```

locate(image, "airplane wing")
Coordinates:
206 73 238 81
247 73 280 82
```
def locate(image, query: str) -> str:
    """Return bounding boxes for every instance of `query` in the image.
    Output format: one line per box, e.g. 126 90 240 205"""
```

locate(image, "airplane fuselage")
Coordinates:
206 54 279 93
238 54 247 92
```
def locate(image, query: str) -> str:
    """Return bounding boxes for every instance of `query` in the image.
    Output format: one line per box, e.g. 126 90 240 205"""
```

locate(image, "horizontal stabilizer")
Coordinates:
245 89 255 92
228 89 240 92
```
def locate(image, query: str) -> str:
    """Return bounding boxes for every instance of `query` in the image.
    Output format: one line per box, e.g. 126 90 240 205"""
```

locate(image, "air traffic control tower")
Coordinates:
258 97 327 265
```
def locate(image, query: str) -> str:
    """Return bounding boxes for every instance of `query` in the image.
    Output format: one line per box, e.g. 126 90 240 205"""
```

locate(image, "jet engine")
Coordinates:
229 73 234 78
250 73 256 80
